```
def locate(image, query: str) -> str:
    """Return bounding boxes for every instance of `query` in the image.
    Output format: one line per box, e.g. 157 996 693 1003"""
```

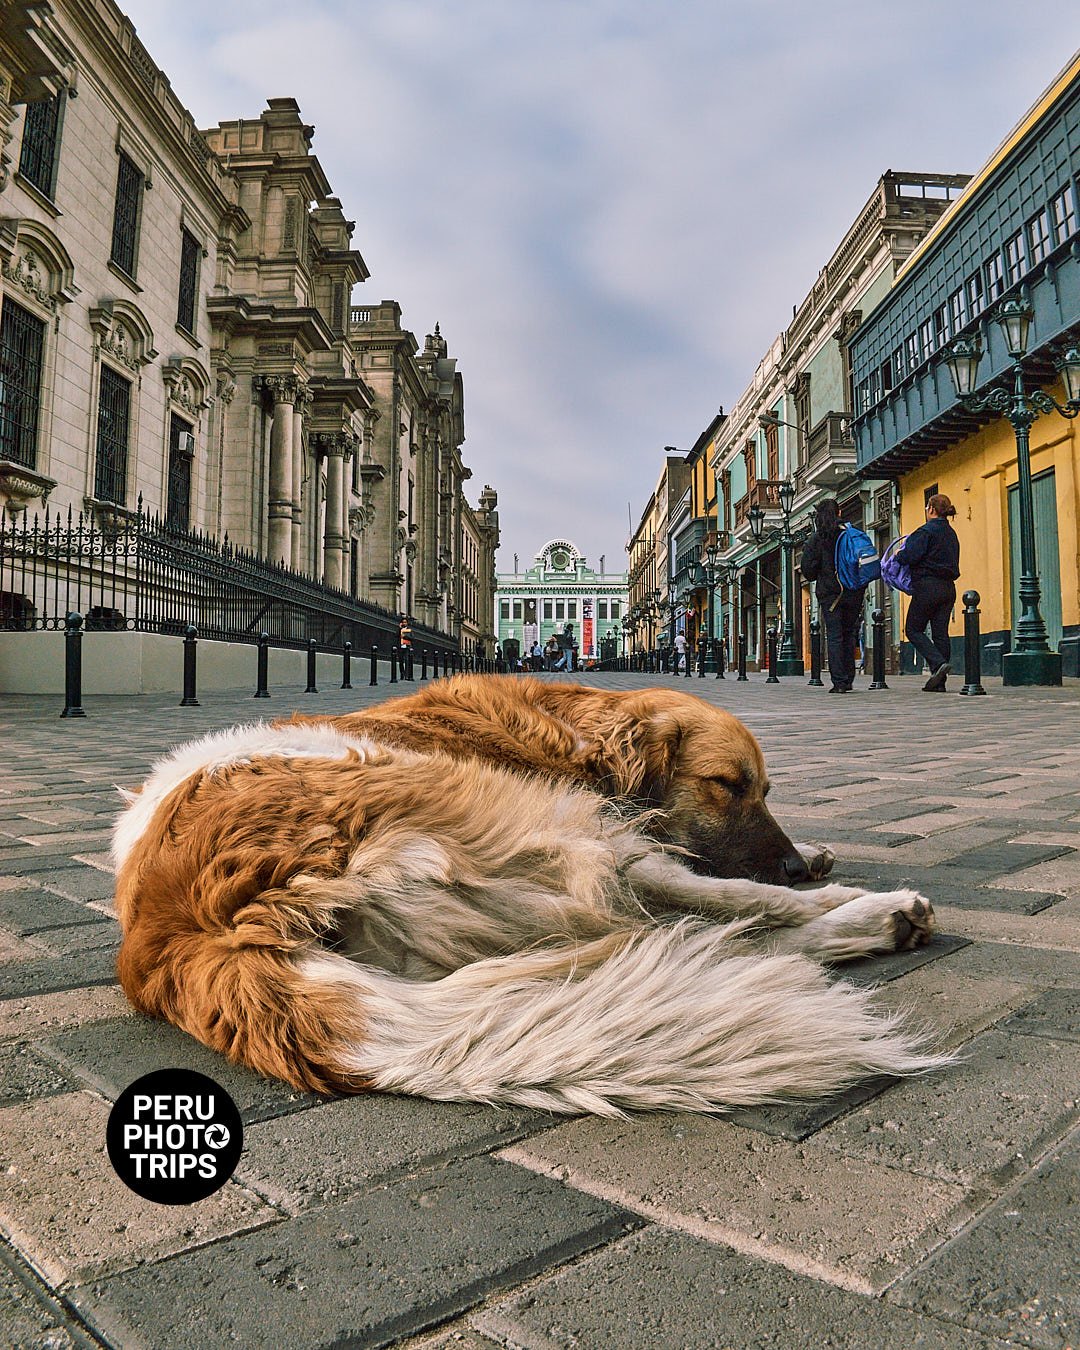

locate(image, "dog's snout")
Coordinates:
782 852 811 883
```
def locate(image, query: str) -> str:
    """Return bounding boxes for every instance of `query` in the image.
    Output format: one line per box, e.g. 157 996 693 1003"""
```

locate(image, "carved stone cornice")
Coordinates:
89 300 156 370
0 461 56 514
259 373 301 405
162 358 212 415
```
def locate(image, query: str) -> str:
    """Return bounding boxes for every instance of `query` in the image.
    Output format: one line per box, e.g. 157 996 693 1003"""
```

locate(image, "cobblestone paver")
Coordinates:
1 670 1078 1348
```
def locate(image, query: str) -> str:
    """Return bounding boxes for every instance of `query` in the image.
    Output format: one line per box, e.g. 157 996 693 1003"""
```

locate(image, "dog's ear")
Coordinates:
599 709 682 800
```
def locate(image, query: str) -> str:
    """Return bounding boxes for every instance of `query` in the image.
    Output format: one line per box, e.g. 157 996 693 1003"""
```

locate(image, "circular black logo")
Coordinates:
106 1069 243 1204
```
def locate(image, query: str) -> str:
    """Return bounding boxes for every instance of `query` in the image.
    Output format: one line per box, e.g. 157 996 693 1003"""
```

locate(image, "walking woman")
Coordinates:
896 493 961 691
801 498 863 692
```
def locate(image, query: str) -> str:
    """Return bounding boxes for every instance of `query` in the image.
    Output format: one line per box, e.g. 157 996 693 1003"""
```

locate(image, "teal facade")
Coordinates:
494 540 629 662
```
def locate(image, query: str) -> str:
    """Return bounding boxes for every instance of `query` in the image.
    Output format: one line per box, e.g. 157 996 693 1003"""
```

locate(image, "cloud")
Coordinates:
124 0 1080 567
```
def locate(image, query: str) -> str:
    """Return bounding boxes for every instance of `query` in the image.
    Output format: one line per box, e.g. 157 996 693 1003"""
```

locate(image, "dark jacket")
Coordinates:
801 528 843 606
896 517 960 584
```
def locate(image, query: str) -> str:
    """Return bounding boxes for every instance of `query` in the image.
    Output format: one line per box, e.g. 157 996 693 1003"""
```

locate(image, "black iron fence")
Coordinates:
0 501 458 655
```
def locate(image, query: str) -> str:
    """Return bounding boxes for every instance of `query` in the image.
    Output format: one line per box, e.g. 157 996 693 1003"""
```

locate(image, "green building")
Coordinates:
494 540 629 664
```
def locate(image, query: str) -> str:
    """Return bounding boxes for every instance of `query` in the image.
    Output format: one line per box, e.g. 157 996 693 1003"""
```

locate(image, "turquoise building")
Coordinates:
494 540 629 663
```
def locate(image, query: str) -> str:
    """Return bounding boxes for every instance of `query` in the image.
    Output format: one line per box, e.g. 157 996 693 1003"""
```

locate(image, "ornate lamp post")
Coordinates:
701 541 719 673
748 479 803 676
944 299 1080 686
667 577 678 668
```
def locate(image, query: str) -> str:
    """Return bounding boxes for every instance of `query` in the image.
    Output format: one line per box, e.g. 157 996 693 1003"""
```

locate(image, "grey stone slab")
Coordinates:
0 853 89 876
32 869 116 903
941 842 1077 872
69 1157 641 1350
818 1029 1080 1188
948 942 1080 988
894 1137 1080 1349
31 921 121 958
726 1074 898 1142
0 1249 100 1350
834 864 1064 915
0 946 118 998
997 988 1080 1043
239 1092 548 1212
37 1015 323 1121
475 1226 1013 1350
0 1042 77 1104
837 933 971 988
0 886 108 934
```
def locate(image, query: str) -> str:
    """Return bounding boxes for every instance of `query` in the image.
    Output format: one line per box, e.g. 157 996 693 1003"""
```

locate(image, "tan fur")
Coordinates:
113 701 948 1115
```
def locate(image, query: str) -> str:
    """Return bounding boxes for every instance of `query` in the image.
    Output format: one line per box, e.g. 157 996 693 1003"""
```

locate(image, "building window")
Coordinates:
543 600 552 619
947 287 966 334
0 298 46 469
597 600 608 622
176 229 200 334
1003 230 1026 286
110 150 144 277
919 316 935 361
932 303 949 348
1027 208 1051 266
984 253 1005 302
512 600 522 620
350 539 359 596
18 92 63 198
763 417 778 480
1051 185 1077 244
500 600 509 620
556 600 565 620
610 601 620 620
568 601 577 620
923 482 939 505
965 271 984 317
166 413 194 532
905 333 920 373
95 366 131 505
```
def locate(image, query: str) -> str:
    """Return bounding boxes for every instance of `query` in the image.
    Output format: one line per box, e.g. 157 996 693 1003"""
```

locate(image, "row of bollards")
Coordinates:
55 595 991 716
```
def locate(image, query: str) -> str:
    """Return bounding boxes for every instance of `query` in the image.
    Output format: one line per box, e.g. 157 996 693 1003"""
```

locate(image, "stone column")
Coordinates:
340 438 355 581
264 375 298 567
291 387 309 570
322 434 346 589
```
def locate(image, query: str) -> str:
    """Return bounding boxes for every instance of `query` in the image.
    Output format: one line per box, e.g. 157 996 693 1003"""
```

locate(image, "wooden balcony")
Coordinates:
793 413 856 494
733 481 786 529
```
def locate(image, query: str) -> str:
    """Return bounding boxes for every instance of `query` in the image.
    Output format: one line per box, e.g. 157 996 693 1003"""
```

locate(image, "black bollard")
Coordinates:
697 640 706 677
684 642 692 679
180 624 200 706
808 616 824 687
305 638 318 694
715 638 724 679
405 647 414 681
960 590 988 696
341 641 352 690
421 648 428 680
390 645 398 684
254 632 270 698
737 631 748 681
369 645 378 686
60 611 86 718
869 609 889 690
766 628 780 683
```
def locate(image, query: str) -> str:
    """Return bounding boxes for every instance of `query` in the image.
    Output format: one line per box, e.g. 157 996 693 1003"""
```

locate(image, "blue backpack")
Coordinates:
834 524 881 592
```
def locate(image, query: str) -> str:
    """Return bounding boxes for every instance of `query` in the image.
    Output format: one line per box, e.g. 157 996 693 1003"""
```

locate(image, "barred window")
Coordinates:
1027 209 1051 266
1003 231 1026 286
110 150 143 277
166 413 194 532
0 298 46 468
18 93 62 198
1051 185 1077 244
176 229 199 334
94 365 131 505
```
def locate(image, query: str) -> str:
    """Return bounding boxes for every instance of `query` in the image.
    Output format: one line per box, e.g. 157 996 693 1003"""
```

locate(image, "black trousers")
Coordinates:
823 591 863 689
906 576 955 672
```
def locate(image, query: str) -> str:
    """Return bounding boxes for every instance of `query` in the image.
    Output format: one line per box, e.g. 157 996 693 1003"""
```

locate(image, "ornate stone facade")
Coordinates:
0 0 495 635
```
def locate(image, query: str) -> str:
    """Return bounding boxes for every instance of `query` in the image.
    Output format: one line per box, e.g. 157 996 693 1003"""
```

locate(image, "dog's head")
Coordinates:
601 689 810 884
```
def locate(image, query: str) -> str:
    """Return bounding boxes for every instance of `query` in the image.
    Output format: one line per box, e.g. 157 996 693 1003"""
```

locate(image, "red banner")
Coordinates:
583 599 594 656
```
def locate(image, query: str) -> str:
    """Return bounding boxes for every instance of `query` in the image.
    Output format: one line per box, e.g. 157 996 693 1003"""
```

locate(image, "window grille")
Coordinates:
110 151 143 277
166 413 193 532
0 299 46 468
18 93 61 197
176 229 199 333
95 365 131 505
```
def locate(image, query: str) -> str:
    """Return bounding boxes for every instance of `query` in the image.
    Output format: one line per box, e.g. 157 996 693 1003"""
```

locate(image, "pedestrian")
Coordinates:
896 492 961 692
801 497 865 692
530 640 543 671
673 631 686 675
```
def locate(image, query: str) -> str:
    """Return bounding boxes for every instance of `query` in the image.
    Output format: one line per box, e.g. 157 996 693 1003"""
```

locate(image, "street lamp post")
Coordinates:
700 541 719 675
748 479 804 676
944 299 1080 686
667 578 678 671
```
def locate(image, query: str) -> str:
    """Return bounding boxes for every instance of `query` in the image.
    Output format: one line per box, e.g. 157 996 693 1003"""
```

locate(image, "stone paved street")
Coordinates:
1 669 1078 1349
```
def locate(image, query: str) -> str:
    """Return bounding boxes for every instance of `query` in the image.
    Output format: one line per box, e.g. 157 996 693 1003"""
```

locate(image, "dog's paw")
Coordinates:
795 840 835 880
886 889 936 951
806 882 870 912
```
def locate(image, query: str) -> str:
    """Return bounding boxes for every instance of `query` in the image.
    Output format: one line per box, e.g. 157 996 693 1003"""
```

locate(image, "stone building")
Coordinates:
0 0 495 650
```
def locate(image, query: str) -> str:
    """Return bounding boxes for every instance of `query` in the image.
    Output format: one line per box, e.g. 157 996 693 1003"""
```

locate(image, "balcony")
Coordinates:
733 480 786 530
793 413 856 495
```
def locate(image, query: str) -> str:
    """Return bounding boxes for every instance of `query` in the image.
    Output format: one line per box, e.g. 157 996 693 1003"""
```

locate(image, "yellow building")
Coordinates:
851 56 1080 677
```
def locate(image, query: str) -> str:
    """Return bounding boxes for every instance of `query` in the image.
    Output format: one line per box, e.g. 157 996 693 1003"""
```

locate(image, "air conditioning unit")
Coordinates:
177 432 195 454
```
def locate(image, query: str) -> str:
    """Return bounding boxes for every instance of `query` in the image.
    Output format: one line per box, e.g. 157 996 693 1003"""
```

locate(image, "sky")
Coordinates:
123 0 1080 573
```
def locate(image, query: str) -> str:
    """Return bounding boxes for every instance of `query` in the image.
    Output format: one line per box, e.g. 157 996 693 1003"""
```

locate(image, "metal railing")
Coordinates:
0 500 458 654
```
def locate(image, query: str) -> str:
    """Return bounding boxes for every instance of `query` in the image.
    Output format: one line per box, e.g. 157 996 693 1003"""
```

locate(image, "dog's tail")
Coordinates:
288 920 948 1115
